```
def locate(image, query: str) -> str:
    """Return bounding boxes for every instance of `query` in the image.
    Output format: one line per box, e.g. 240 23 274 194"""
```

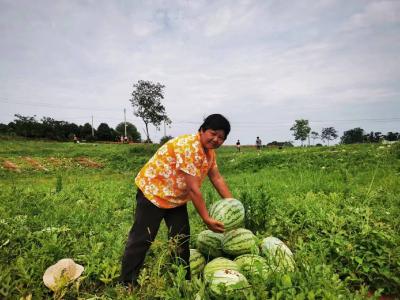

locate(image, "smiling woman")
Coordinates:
120 113 234 287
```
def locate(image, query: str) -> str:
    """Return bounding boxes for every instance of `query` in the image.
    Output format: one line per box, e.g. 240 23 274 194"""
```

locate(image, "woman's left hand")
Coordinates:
204 217 225 233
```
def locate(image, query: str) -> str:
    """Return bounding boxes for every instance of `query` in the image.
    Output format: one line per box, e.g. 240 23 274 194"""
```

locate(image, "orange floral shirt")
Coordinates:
135 133 217 208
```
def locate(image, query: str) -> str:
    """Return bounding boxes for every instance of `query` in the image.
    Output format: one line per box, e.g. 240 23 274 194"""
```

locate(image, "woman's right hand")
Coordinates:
204 217 224 233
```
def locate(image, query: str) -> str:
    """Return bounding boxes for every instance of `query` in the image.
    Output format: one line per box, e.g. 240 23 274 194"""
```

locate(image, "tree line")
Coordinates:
0 80 172 144
1 115 398 145
0 114 142 142
290 119 399 145
1 80 398 145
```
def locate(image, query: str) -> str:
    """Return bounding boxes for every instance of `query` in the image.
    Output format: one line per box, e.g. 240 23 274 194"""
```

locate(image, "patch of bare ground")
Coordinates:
47 157 66 167
2 160 21 172
74 157 104 168
48 157 61 165
23 157 49 171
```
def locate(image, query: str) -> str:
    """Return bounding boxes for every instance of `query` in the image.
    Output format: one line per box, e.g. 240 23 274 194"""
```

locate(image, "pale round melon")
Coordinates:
260 236 295 272
209 269 249 297
203 257 239 281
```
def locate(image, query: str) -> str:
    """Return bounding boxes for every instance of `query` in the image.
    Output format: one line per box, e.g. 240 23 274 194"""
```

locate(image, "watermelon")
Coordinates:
209 269 249 297
222 228 259 256
234 254 268 278
196 230 223 258
209 198 245 231
189 249 206 276
203 257 239 281
260 236 295 272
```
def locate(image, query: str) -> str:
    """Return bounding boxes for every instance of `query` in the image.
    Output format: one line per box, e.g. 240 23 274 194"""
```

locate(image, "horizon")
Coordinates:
1 0 399 145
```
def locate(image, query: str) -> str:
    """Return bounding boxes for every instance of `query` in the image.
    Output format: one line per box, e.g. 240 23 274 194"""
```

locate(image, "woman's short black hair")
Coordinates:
199 114 231 138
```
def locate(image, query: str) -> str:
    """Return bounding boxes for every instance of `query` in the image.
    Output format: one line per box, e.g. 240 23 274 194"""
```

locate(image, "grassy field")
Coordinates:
0 139 399 299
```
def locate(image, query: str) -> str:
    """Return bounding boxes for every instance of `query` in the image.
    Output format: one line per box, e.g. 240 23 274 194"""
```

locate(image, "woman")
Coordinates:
120 114 233 286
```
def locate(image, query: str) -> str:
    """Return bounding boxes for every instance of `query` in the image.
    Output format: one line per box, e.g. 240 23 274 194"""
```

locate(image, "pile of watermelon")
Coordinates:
190 198 294 298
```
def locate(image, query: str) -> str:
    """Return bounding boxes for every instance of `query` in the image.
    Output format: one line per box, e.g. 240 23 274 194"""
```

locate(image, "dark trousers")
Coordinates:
120 189 191 284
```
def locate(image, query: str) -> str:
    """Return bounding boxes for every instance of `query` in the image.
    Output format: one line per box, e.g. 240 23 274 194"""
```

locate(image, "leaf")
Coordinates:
282 274 292 288
354 257 363 265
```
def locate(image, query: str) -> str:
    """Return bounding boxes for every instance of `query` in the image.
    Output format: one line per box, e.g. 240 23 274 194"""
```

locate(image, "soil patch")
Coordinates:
2 160 21 172
74 157 104 168
23 157 49 171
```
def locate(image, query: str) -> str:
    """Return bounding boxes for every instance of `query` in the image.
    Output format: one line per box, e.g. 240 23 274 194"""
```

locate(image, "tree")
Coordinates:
97 123 113 141
160 135 173 145
80 123 95 141
266 141 294 148
0 123 12 135
115 122 141 142
341 127 364 144
130 80 171 143
13 114 41 138
310 131 319 145
290 119 311 146
321 127 338 146
365 131 382 143
64 122 80 140
40 117 76 140
385 132 399 141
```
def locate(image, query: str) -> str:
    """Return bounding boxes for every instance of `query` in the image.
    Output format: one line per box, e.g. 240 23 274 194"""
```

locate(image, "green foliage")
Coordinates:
321 127 338 146
55 174 63 193
385 131 399 141
130 80 171 142
12 114 41 138
79 123 95 141
341 127 365 144
364 131 382 143
310 131 319 144
0 123 10 134
115 122 141 142
96 123 115 141
290 119 311 145
0 140 399 299
8 115 82 141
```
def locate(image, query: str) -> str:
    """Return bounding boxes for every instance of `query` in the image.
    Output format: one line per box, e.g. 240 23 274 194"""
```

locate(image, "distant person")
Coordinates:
120 114 234 288
73 135 78 144
124 136 128 143
236 139 241 152
256 136 262 153
120 136 124 143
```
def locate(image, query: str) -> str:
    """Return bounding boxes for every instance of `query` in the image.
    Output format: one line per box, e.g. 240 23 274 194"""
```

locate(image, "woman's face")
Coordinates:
200 129 226 150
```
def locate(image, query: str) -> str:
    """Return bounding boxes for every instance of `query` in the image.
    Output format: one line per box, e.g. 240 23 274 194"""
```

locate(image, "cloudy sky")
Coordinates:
1 0 399 145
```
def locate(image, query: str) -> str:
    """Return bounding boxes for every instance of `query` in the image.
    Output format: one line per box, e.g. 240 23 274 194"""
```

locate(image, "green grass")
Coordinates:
0 139 399 299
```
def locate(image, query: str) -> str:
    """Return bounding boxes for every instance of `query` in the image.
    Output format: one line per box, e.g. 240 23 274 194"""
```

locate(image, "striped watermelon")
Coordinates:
234 254 269 279
203 257 239 281
209 199 245 231
189 249 206 276
234 254 267 273
222 228 259 256
196 230 223 258
209 269 249 297
261 236 295 272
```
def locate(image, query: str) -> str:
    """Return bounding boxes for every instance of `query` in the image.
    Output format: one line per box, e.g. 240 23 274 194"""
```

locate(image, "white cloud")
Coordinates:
0 0 399 145
345 0 400 29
